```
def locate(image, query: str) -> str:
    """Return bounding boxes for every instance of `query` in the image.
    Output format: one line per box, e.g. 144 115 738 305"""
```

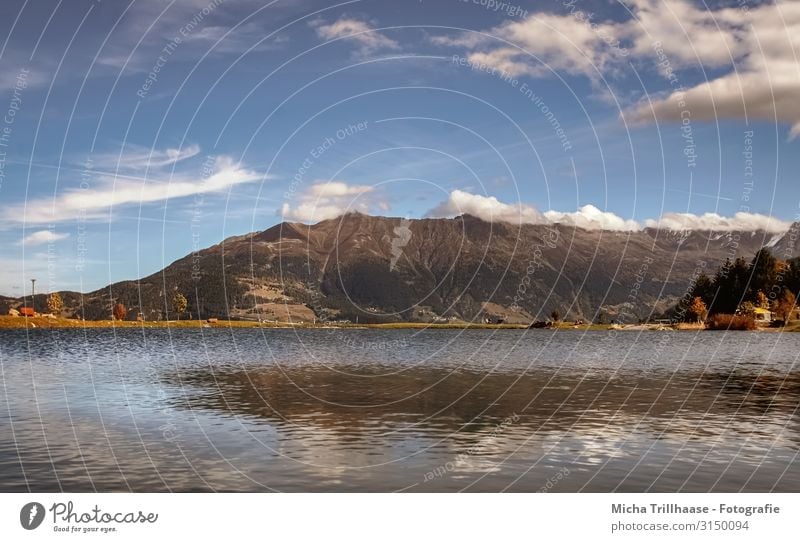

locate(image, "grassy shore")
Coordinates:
0 315 530 330
0 315 265 329
2 315 797 331
0 315 601 330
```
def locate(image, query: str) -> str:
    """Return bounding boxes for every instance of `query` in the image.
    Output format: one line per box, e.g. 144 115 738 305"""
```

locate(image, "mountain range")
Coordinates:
4 214 798 324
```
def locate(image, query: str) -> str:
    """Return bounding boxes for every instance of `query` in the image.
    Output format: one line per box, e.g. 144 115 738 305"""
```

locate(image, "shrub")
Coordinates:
706 313 756 331
112 303 127 321
46 292 64 315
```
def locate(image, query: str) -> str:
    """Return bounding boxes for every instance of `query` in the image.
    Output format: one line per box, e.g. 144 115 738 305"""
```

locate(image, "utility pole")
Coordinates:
30 278 36 314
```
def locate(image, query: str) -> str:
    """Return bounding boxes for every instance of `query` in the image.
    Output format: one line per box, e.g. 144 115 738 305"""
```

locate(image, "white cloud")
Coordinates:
544 205 641 231
92 143 201 171
645 212 791 233
182 22 288 55
18 230 70 246
427 190 790 233
623 0 745 68
3 155 262 226
429 191 639 230
0 65 51 92
436 0 739 78
312 17 400 55
625 0 800 137
426 189 545 224
434 0 800 137
281 181 376 223
307 181 374 198
432 8 627 79
466 49 540 78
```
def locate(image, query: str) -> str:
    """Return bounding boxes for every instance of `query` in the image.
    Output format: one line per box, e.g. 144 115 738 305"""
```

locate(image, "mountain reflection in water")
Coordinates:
1 328 799 491
171 364 800 442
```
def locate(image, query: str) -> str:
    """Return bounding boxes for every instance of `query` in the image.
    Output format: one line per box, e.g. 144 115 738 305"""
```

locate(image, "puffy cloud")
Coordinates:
436 0 741 77
312 18 399 55
465 49 540 78
625 2 800 138
281 181 376 223
544 204 641 232
426 189 546 224
307 181 374 198
434 0 800 136
18 230 70 246
645 212 791 233
3 155 262 225
427 190 642 230
428 190 790 233
432 6 628 79
623 0 745 68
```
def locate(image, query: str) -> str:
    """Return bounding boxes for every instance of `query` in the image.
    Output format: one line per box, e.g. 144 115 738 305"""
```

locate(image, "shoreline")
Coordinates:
1 316 796 332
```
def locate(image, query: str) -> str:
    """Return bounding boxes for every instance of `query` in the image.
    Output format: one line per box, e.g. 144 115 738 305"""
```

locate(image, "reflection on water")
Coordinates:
1 328 799 491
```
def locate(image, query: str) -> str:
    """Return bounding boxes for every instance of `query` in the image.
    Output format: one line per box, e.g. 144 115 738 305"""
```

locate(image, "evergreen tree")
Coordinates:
786 257 800 297
712 257 749 314
691 273 715 308
748 248 778 301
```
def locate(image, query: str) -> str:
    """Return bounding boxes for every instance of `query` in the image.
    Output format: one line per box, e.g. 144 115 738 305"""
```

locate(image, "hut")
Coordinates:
752 307 773 324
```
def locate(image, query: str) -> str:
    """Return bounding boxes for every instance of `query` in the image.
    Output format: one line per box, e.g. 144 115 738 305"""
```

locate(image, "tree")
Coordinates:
712 258 750 315
691 273 715 307
113 302 127 321
772 289 797 324
786 257 800 298
675 248 800 322
748 248 779 301
550 309 560 322
688 296 708 323
46 292 63 315
739 301 756 316
172 292 188 320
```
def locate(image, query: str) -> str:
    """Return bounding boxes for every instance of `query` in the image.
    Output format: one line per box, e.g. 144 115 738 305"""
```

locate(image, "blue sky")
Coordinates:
0 0 798 295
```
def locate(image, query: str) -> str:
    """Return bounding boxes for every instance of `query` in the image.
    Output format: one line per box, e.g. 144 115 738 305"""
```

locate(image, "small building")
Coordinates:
753 307 773 324
19 307 35 317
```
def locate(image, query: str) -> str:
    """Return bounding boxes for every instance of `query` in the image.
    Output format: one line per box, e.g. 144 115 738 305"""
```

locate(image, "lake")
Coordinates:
1 328 799 492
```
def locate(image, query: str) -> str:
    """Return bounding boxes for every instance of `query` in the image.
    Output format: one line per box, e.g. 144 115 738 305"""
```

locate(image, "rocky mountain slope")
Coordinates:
5 214 797 323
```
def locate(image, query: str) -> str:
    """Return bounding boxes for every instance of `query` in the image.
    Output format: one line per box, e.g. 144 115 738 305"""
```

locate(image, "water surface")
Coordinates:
1 328 798 491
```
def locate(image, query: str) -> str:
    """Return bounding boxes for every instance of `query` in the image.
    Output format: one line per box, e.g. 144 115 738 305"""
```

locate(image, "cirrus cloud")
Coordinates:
18 230 70 246
2 154 263 226
311 17 400 56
